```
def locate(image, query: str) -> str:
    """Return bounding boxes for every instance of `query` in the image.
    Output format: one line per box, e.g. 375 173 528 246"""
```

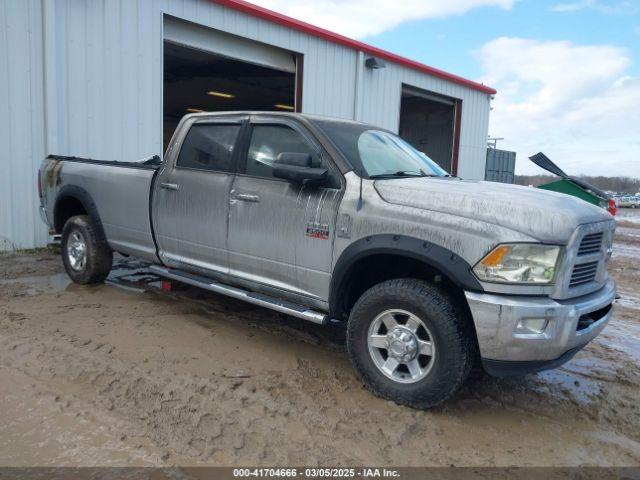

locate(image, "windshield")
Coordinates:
357 130 447 177
311 119 448 178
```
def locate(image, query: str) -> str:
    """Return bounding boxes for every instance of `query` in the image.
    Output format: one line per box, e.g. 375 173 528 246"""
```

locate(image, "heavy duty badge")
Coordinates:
306 221 330 240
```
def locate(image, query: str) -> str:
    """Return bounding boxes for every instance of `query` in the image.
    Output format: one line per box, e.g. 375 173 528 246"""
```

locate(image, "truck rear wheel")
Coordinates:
61 215 113 284
346 279 474 408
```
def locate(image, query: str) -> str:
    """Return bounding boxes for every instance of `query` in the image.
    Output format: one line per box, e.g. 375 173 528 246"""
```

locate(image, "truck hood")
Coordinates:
374 178 613 243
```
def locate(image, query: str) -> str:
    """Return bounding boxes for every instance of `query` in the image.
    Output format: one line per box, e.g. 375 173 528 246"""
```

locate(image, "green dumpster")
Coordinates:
538 179 603 208
530 153 616 215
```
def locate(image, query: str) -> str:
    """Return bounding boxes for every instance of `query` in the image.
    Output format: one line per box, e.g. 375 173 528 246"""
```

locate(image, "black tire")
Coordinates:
61 215 113 284
347 279 475 409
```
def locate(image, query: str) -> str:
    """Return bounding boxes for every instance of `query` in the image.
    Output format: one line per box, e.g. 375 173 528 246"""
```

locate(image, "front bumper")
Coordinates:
465 278 616 376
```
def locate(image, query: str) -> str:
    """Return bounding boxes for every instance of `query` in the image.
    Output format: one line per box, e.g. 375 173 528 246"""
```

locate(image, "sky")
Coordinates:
248 0 640 177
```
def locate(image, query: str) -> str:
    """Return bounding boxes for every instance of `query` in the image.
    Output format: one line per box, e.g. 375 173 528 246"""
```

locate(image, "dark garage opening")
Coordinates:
399 85 458 173
163 41 296 151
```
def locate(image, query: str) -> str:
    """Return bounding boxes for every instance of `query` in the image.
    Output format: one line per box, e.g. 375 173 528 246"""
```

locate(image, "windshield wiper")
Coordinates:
369 170 440 179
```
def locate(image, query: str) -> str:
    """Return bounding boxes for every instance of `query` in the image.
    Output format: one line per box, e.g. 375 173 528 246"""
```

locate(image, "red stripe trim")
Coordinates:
210 0 497 95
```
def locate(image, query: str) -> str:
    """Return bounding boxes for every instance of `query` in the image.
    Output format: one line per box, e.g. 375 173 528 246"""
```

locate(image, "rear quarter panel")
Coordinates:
41 159 158 261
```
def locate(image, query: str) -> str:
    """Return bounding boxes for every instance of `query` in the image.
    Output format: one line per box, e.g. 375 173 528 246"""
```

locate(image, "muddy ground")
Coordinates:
1 211 639 467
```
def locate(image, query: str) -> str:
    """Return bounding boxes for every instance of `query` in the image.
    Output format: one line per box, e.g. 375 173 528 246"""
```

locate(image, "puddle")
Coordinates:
104 279 147 293
0 273 72 295
0 257 162 296
616 227 640 238
110 257 152 274
535 367 601 404
561 355 619 381
616 214 640 225
104 259 161 293
602 320 640 364
612 243 640 258
616 294 640 310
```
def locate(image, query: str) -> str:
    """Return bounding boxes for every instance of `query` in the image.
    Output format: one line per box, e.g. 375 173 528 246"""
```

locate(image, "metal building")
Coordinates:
0 0 496 251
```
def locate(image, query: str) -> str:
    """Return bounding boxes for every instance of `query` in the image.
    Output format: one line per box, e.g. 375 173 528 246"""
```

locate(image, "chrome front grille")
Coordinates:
570 261 599 287
578 232 603 256
553 221 614 299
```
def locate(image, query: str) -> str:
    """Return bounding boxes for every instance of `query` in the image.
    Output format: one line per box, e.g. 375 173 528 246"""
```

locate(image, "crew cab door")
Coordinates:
152 117 244 274
227 117 342 301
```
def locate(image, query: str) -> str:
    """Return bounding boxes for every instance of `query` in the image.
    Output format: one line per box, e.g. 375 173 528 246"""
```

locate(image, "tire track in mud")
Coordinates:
0 313 412 465
2 250 640 466
1 298 639 467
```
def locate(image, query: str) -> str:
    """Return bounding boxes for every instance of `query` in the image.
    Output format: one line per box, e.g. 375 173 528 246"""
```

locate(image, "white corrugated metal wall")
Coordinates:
0 0 47 250
0 0 492 250
359 64 491 180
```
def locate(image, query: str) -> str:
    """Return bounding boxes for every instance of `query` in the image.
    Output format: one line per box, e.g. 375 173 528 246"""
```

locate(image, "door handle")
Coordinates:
233 193 260 203
160 182 180 191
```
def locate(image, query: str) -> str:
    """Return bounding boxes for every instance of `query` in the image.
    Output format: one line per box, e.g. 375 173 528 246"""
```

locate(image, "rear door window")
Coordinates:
176 124 241 172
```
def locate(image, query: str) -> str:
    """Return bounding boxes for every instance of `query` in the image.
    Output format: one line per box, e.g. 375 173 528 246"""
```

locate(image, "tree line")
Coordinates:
514 175 640 194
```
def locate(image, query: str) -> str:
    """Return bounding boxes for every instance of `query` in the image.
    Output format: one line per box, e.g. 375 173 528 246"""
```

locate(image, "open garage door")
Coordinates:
399 85 460 174
163 17 298 151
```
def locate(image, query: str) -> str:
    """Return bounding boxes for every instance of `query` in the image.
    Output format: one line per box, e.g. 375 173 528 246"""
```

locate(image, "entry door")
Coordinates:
153 120 243 275
227 119 341 299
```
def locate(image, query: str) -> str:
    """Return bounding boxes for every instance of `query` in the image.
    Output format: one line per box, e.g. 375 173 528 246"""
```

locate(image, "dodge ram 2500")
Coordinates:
39 112 616 408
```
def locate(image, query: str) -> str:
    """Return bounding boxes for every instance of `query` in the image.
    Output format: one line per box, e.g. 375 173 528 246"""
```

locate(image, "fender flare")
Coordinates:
329 234 483 317
53 185 107 243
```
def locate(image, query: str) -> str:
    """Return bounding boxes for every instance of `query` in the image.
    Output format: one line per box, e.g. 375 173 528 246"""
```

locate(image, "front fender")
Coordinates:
329 234 483 317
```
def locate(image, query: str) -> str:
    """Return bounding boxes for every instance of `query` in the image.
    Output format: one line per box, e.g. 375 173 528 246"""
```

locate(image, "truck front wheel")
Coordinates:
347 279 474 408
61 215 113 284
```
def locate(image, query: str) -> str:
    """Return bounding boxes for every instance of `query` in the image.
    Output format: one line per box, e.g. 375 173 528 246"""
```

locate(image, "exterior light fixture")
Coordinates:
207 91 235 99
365 57 386 69
274 104 295 111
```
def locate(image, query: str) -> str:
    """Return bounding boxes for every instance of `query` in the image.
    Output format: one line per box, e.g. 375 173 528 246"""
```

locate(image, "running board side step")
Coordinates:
149 265 329 325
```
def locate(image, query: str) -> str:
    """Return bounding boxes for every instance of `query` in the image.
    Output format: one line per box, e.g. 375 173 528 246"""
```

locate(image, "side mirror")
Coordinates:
273 152 328 185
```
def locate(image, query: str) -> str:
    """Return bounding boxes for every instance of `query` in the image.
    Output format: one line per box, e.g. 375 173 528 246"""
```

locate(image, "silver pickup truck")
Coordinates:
39 112 616 408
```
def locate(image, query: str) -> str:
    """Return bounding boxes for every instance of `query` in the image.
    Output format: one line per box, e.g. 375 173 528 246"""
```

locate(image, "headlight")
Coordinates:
473 243 561 285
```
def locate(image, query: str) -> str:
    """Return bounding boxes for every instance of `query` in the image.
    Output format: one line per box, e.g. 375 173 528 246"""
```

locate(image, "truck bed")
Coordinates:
40 155 162 262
